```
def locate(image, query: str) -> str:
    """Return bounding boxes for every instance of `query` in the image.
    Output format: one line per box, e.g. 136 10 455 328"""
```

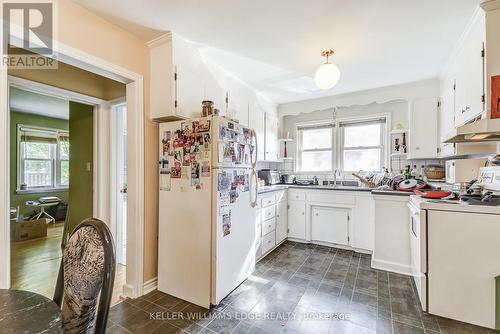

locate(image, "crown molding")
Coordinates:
481 0 500 11
147 32 173 48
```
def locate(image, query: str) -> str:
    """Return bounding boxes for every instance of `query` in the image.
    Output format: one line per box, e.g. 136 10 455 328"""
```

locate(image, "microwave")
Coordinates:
445 159 486 183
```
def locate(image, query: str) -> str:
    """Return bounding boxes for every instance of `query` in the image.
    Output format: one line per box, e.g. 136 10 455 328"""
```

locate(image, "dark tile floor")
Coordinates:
107 241 496 334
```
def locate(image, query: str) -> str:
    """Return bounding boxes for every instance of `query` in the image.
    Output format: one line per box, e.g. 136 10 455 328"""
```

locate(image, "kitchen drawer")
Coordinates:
289 189 306 201
262 217 276 235
261 194 276 207
262 205 275 221
262 231 276 255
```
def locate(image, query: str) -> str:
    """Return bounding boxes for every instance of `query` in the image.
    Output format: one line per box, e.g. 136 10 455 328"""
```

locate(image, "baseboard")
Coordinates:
371 258 412 276
143 277 158 295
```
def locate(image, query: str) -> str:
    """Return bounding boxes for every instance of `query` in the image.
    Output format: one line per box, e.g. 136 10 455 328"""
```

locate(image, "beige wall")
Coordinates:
9 61 126 100
57 0 158 281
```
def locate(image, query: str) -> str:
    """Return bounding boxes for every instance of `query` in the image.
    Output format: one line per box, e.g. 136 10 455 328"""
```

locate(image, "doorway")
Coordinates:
1 37 146 298
112 102 127 266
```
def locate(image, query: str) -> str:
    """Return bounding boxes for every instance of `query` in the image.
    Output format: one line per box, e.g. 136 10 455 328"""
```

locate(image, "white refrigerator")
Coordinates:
157 116 258 308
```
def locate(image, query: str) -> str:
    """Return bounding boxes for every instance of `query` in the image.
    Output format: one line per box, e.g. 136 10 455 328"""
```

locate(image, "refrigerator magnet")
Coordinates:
192 121 200 133
227 122 234 130
174 151 182 163
171 165 181 178
222 211 231 237
229 189 239 203
199 120 210 132
219 125 227 140
201 161 210 177
159 172 171 191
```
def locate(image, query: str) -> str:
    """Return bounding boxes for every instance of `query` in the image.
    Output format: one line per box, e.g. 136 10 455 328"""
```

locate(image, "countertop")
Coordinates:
258 184 412 196
411 195 500 215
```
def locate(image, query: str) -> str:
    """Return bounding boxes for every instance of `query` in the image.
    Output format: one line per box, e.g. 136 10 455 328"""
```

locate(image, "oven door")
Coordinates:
408 202 427 311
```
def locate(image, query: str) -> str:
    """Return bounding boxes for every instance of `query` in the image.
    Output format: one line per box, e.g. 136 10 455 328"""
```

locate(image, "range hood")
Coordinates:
444 118 500 143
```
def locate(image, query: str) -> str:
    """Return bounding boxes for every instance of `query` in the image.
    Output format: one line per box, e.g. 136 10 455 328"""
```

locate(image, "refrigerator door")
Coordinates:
211 116 255 169
211 167 257 304
157 120 214 308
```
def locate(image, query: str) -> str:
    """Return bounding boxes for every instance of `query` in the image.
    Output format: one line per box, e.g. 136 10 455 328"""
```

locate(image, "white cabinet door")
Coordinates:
264 112 279 161
249 105 265 161
409 98 438 159
453 14 485 126
288 201 306 240
353 195 374 251
276 201 288 244
311 206 350 246
438 78 457 157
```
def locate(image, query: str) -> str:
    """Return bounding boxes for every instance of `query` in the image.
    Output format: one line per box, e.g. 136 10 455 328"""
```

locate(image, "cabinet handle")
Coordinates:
302 212 305 215
315 213 319 216
296 196 299 199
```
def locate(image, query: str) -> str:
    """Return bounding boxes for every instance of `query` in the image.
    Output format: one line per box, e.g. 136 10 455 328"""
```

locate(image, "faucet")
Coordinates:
333 169 341 186
312 176 319 185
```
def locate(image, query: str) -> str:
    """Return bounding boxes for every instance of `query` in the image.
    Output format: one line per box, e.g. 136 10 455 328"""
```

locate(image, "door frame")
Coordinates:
1 43 145 298
109 99 127 266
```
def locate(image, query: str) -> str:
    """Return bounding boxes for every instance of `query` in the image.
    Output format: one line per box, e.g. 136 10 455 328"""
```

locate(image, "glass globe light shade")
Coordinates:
314 63 340 90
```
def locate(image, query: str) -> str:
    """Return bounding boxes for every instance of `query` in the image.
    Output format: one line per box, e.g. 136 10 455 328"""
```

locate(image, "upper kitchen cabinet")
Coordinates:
148 33 226 121
249 104 265 161
264 112 279 161
439 10 485 133
453 13 486 127
408 97 439 159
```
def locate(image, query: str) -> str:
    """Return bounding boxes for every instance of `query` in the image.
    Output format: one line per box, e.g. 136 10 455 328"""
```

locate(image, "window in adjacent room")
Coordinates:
296 123 334 172
17 125 69 191
339 118 386 172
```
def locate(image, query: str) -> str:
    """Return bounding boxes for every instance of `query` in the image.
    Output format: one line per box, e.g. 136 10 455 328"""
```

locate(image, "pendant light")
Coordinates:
314 50 340 90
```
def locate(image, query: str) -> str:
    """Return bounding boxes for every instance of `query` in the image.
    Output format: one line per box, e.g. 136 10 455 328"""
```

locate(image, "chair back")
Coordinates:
53 218 116 334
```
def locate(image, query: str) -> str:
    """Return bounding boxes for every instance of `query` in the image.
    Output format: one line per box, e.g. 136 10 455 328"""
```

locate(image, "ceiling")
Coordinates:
10 87 69 120
73 0 480 104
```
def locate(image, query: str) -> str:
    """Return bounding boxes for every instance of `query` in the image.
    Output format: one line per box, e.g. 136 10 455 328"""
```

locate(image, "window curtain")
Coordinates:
339 117 386 128
19 127 58 144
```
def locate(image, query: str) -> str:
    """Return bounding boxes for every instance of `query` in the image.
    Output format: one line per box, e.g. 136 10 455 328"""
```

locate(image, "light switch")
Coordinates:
86 162 92 172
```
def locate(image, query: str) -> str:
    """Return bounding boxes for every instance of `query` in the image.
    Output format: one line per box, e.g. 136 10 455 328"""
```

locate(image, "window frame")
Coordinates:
296 121 335 173
17 124 69 193
295 113 390 173
338 119 386 173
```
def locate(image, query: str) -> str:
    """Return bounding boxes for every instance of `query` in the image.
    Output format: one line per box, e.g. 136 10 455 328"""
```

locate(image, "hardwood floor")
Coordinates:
11 221 126 305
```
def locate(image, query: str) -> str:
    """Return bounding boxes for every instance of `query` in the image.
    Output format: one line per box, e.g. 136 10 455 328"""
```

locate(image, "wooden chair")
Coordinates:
53 218 116 334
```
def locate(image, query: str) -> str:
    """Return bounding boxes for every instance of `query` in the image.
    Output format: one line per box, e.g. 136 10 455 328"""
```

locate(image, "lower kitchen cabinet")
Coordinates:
311 206 350 246
288 200 306 240
276 201 288 243
255 208 262 259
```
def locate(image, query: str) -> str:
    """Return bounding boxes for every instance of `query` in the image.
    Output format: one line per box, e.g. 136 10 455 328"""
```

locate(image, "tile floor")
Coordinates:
107 241 496 334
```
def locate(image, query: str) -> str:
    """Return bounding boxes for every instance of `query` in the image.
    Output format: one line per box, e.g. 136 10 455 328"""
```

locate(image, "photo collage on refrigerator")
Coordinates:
217 121 254 237
159 118 211 191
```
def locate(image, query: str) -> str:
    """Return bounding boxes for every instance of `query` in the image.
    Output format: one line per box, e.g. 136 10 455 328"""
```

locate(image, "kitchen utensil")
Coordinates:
396 178 427 192
452 180 476 196
414 190 452 199
352 172 376 188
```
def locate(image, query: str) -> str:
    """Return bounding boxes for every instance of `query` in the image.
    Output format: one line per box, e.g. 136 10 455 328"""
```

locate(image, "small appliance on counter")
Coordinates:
281 174 296 184
257 169 281 186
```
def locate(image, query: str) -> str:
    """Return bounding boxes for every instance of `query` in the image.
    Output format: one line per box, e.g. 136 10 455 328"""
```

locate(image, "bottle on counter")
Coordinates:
420 165 426 180
404 165 412 179
411 165 418 178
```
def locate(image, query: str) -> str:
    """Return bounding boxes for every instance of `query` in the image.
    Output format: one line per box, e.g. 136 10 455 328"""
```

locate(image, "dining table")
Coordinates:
0 289 63 333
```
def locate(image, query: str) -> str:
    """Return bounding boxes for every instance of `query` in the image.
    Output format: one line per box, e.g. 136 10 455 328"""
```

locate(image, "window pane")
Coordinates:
60 160 69 186
302 128 331 150
24 142 51 159
24 160 52 187
343 149 381 171
344 124 381 147
301 151 332 171
59 141 69 160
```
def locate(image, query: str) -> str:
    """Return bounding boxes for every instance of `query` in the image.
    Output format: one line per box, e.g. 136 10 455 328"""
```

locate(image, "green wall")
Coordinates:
66 102 93 232
9 111 69 217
